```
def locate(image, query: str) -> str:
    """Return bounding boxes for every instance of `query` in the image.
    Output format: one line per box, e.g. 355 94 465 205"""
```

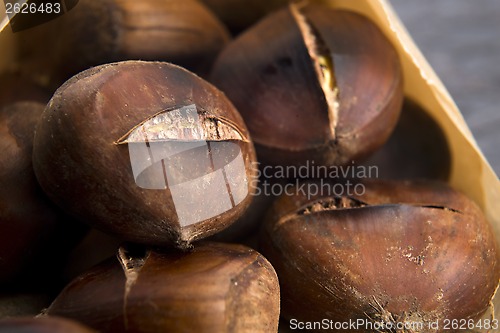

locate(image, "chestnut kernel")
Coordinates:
0 316 97 333
211 3 403 167
33 61 257 247
47 243 280 332
261 180 499 329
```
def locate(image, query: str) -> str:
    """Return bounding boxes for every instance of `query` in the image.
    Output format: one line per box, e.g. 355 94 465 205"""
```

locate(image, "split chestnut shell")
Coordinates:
261 180 500 330
211 4 403 166
33 61 257 247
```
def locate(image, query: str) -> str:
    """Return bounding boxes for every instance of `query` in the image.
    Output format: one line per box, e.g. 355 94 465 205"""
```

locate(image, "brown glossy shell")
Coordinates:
211 4 403 166
16 0 230 85
32 61 257 247
47 243 280 333
261 180 499 330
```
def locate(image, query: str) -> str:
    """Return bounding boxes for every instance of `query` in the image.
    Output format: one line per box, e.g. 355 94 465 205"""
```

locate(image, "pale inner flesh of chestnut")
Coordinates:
290 2 339 140
115 104 250 227
280 196 465 226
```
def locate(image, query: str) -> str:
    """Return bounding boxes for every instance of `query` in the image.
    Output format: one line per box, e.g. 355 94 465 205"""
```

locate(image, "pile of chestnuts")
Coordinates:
0 0 498 332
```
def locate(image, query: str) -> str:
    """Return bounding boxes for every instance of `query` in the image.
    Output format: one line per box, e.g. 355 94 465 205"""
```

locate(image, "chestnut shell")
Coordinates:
211 4 403 166
261 180 499 330
33 61 257 247
16 0 230 86
47 242 280 333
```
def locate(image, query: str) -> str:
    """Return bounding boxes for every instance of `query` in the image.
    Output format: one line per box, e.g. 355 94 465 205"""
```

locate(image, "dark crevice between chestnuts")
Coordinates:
290 3 339 141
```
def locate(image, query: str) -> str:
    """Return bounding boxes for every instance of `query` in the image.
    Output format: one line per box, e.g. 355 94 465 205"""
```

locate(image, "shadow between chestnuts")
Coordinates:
211 3 403 167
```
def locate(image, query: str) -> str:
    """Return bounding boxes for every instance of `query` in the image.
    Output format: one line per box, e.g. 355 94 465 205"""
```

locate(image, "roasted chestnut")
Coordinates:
0 316 96 333
0 101 85 286
47 243 280 332
211 3 403 167
16 0 230 85
33 61 257 248
261 179 499 331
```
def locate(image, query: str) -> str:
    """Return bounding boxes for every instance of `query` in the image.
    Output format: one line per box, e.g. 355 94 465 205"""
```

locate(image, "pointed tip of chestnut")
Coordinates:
47 242 280 332
33 61 257 248
211 4 403 167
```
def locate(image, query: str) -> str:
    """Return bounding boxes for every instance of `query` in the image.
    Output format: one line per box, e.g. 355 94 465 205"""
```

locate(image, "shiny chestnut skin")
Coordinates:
0 102 85 286
211 3 403 167
16 0 230 85
47 243 280 333
0 316 96 333
33 61 257 248
261 180 499 331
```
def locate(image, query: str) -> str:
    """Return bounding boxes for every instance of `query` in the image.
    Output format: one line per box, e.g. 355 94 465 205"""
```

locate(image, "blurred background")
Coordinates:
392 0 500 175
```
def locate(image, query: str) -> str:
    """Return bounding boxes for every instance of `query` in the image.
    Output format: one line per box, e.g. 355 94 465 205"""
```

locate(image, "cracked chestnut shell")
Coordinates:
47 243 280 333
261 180 499 331
211 3 403 166
0 316 96 333
33 61 257 248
